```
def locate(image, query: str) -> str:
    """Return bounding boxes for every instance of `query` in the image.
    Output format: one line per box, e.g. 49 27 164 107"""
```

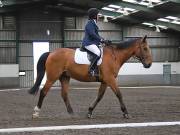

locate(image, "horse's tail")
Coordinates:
28 52 50 95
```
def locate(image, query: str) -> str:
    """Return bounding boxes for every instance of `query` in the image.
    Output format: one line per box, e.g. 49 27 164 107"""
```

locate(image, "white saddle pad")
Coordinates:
74 48 103 65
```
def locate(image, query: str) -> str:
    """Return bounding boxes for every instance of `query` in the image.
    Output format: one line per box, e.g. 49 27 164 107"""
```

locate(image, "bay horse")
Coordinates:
29 35 152 119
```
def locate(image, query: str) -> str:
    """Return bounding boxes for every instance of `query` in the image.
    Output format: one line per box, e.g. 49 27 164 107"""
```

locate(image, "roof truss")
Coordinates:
100 0 180 33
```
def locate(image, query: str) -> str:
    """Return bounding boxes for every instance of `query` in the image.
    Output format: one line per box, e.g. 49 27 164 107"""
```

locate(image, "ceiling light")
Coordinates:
123 0 138 3
0 0 3 7
138 1 149 6
116 8 129 15
124 7 136 12
102 7 115 11
165 16 178 20
158 25 168 29
108 4 121 9
151 0 161 3
116 9 124 14
171 21 180 25
142 22 154 27
158 18 170 22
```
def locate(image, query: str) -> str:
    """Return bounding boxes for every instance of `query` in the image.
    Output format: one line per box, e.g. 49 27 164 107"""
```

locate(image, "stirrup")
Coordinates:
89 69 99 77
89 70 95 76
89 69 100 82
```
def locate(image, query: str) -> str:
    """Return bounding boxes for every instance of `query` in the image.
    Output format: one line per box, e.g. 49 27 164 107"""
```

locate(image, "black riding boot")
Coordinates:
89 54 100 76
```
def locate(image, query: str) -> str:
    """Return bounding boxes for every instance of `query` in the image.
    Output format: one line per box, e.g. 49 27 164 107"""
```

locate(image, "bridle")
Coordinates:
133 41 145 64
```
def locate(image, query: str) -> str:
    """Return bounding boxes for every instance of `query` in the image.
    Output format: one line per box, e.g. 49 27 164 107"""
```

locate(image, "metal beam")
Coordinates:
0 0 54 13
116 1 160 14
111 14 180 31
0 0 87 15
114 1 179 17
57 0 105 9
100 0 180 24
150 20 180 31
101 0 180 32
111 15 146 24
100 9 121 17
169 0 180 3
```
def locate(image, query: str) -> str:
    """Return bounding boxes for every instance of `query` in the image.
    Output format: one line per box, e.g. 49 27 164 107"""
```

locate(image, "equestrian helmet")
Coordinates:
88 8 99 19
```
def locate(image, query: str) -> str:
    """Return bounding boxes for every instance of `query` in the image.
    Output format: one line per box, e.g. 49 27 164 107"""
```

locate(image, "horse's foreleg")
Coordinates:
60 75 73 114
32 80 54 119
108 78 129 119
87 82 107 118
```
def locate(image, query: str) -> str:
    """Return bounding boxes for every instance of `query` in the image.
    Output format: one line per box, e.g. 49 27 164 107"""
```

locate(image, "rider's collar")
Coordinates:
93 19 97 24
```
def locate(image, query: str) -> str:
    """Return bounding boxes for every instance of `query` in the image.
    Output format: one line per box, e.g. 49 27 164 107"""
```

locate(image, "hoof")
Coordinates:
32 113 39 119
32 106 40 119
87 113 93 119
123 113 130 119
68 112 74 116
67 110 74 115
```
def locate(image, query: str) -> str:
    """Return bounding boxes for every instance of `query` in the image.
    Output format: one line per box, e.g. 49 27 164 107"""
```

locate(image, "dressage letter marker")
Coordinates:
0 121 180 133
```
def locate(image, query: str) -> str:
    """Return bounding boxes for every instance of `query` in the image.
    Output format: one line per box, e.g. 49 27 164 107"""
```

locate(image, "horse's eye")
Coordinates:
144 48 148 51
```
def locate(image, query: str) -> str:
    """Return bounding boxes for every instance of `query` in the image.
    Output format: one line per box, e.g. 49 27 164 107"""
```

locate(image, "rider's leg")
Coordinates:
89 54 100 71
84 44 100 76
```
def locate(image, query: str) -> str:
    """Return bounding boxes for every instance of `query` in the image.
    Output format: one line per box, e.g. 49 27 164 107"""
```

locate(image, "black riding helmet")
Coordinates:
88 8 99 20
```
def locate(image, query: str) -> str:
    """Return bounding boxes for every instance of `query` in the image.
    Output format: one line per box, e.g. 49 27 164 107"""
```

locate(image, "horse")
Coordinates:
29 35 152 119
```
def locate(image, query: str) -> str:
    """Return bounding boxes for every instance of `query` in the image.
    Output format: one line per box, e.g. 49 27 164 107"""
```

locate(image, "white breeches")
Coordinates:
84 44 100 56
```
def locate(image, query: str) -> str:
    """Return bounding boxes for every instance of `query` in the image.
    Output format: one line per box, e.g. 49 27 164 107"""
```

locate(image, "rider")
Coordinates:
82 8 107 76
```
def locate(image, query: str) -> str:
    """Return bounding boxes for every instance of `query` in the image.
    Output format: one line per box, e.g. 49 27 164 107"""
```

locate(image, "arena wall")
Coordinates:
0 64 19 88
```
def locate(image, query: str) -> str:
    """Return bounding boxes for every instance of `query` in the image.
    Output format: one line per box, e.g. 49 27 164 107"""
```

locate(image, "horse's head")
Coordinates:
134 35 152 68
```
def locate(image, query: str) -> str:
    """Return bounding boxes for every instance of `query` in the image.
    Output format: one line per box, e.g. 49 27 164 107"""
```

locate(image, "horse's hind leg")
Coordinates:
107 78 129 119
87 82 107 118
32 80 54 119
59 73 73 114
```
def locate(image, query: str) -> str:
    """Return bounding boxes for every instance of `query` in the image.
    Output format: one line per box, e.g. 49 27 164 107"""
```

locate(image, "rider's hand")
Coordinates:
101 39 112 45
100 38 105 43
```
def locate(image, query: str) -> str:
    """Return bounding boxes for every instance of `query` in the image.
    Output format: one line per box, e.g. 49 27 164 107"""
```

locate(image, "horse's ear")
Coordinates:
142 35 147 43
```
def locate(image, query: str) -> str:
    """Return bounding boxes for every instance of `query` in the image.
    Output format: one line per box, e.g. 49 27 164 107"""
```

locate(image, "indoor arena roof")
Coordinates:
0 0 114 15
0 0 180 33
100 0 180 33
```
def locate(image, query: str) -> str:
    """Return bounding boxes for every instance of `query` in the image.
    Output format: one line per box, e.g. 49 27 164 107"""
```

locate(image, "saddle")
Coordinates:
74 47 103 65
80 47 97 63
80 47 100 78
74 46 103 81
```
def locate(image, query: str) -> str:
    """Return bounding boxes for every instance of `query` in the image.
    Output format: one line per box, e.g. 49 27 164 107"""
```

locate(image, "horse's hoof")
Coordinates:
67 107 74 114
68 112 74 117
87 113 93 119
123 113 130 119
32 113 39 119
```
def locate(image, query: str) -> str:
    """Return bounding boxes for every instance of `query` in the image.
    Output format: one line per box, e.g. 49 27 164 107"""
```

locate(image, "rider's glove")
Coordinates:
101 39 112 45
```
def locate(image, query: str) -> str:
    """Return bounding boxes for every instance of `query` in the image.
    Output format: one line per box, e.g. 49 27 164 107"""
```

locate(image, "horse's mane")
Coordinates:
110 38 139 49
